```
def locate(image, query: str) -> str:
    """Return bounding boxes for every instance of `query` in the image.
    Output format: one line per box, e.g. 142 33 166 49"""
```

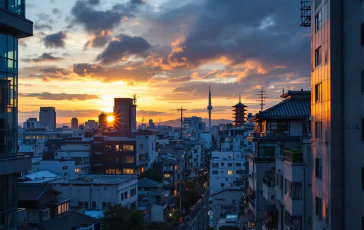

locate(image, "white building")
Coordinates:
39 159 77 180
197 132 212 149
55 143 91 174
209 187 243 228
210 151 246 194
49 174 138 210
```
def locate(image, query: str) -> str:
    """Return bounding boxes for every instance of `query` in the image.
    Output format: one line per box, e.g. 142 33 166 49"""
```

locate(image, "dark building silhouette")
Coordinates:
39 107 56 129
71 118 78 129
113 98 136 136
98 113 107 129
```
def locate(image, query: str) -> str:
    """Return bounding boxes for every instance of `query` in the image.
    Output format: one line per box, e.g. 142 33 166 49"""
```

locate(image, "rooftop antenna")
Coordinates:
256 87 268 112
176 106 187 140
133 94 137 106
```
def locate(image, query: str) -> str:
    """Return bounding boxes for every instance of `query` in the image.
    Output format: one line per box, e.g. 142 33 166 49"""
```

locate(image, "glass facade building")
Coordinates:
0 0 32 229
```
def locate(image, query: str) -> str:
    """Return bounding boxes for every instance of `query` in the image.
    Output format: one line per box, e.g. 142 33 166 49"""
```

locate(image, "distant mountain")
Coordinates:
158 118 231 127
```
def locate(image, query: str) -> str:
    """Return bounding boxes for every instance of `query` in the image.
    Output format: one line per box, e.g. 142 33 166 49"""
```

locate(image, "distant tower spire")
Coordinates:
239 94 241 103
207 86 213 133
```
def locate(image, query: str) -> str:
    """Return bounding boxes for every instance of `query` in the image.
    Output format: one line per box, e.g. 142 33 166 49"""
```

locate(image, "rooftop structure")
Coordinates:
232 95 247 127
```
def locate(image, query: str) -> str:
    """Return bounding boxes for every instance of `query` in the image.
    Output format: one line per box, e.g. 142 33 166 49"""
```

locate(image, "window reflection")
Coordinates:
0 0 26 17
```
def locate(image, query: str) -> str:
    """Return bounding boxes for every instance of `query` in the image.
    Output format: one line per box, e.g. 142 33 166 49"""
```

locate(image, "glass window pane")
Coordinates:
0 35 7 58
7 38 13 60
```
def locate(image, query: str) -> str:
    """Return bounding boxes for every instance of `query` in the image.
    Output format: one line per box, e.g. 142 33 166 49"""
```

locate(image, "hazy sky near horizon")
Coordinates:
19 0 310 125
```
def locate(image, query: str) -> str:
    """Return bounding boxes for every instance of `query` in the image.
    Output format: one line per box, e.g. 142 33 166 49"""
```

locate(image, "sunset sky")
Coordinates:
19 0 310 125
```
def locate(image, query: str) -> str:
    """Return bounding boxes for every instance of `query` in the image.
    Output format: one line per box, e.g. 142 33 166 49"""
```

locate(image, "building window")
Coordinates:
315 10 322 32
123 168 134 174
236 163 241 167
115 169 121 174
123 156 134 163
316 197 322 219
221 183 225 187
228 154 232 159
92 202 96 209
361 71 364 94
227 170 233 175
106 169 116 174
221 162 224 166
139 144 143 149
315 121 322 139
212 170 218 175
164 174 171 178
361 23 364 46
84 201 88 208
315 83 322 102
315 46 322 67
316 158 323 179
123 145 134 152
78 201 83 207
115 145 119 151
228 163 232 167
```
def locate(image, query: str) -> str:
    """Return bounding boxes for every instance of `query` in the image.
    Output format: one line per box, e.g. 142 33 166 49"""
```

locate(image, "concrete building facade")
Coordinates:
113 98 137 135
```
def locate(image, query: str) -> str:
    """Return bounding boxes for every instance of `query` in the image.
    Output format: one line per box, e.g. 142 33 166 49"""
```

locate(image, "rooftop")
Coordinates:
18 184 60 201
20 170 61 183
36 210 98 230
138 178 163 188
48 174 137 185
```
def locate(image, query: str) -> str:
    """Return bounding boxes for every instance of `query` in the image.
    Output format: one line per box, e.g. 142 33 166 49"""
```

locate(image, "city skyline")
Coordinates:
19 0 310 124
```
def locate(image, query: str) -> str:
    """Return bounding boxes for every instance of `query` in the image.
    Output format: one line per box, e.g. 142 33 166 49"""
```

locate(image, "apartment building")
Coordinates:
245 90 310 230
210 151 247 194
308 0 364 229
0 1 33 228
55 142 91 174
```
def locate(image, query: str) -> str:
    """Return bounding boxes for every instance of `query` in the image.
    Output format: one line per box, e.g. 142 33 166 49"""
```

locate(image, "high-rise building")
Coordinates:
23 118 40 129
308 0 363 229
232 95 247 127
98 113 107 129
0 1 33 229
207 86 213 132
39 107 56 129
71 118 78 129
113 98 136 135
148 119 155 128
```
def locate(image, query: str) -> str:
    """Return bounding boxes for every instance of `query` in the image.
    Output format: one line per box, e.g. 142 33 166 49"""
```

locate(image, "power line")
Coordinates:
176 107 187 140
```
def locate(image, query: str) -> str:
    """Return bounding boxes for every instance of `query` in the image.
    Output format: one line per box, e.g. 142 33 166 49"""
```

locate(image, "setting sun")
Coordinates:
107 116 115 123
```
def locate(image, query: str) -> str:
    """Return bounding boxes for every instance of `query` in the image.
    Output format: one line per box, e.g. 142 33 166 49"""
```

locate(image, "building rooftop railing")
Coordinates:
284 150 304 163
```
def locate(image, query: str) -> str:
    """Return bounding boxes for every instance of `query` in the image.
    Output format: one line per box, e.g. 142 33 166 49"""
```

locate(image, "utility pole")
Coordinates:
176 106 187 140
256 87 268 112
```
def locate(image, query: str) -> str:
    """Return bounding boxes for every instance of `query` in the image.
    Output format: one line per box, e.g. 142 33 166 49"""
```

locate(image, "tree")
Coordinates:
101 204 144 230
138 163 163 182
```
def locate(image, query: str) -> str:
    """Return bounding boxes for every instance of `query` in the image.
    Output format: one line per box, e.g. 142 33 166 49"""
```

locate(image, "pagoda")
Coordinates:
232 95 247 127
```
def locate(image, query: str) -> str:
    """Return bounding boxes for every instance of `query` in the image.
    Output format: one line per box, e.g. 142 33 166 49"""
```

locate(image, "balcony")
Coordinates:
284 194 303 216
263 177 275 204
0 1 33 38
284 150 304 164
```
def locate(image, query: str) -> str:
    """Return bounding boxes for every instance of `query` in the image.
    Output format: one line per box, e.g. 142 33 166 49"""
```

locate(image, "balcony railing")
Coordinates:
284 150 304 163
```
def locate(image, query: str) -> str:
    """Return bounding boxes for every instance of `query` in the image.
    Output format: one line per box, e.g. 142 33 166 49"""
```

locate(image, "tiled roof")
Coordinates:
18 184 60 201
233 102 247 107
35 211 98 230
138 178 163 188
258 98 310 118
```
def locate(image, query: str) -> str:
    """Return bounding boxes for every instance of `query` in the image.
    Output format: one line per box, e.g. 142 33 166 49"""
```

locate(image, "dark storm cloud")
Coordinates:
73 63 105 76
88 0 100 5
70 1 124 47
43 31 67 48
41 67 71 76
22 53 64 63
34 23 53 30
19 92 100 101
96 34 151 65
166 0 309 72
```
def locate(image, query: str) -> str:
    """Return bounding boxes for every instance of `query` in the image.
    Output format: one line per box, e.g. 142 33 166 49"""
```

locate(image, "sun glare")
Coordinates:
107 116 114 123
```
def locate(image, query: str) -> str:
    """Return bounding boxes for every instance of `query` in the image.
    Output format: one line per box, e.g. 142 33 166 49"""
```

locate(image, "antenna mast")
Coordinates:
256 87 268 112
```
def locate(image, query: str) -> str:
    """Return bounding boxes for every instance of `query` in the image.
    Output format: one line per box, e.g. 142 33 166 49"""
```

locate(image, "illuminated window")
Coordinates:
164 174 171 178
227 170 233 175
123 145 134 151
75 168 80 173
115 145 119 151
106 169 116 174
115 169 121 174
123 168 134 174
123 156 134 163
228 154 232 159
58 205 61 214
